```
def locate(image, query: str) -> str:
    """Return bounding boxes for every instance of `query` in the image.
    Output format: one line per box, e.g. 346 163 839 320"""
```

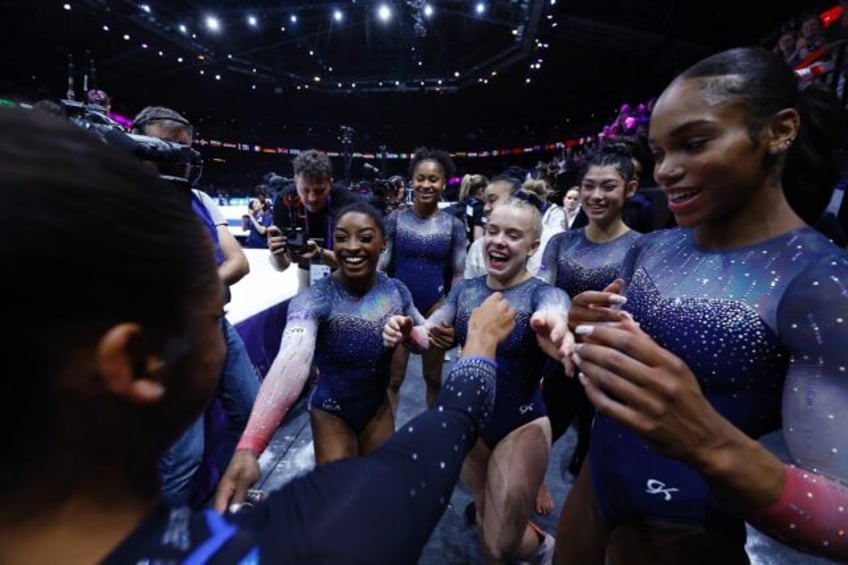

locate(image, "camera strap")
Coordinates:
302 193 333 250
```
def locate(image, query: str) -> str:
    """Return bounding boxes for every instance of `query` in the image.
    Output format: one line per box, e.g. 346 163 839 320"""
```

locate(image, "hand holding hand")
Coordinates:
213 449 261 514
429 322 456 350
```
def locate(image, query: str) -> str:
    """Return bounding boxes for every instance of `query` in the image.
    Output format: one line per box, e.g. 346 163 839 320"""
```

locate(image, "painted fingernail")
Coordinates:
575 325 594 336
229 503 242 513
609 295 627 305
577 371 587 385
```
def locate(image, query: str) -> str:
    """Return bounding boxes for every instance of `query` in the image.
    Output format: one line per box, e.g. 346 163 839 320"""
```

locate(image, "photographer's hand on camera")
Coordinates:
267 225 293 271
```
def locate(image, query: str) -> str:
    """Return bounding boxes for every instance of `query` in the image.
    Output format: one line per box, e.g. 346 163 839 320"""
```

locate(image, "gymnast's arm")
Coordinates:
736 256 848 560
213 293 320 512
240 294 513 563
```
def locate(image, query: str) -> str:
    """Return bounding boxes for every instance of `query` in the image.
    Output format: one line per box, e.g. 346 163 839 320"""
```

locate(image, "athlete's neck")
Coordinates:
412 201 439 218
487 269 532 291
585 218 630 243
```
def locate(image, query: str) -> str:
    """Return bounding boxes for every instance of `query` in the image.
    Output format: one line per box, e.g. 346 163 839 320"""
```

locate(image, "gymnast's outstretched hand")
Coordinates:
214 448 262 514
530 308 575 376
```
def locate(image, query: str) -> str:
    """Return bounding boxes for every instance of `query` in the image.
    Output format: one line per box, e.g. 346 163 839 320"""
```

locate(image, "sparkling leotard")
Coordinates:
537 228 641 296
429 275 570 446
380 207 467 313
240 273 426 451
590 227 848 542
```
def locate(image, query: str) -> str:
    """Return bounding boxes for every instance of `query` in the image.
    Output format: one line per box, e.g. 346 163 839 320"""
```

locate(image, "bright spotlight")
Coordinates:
140 4 151 13
205 15 221 32
179 24 188 33
247 15 258 27
475 2 486 15
333 9 343 22
377 4 392 22
423 4 434 17
290 14 297 24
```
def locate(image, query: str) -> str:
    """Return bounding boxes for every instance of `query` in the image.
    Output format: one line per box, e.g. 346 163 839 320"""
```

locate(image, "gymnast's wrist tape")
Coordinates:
437 356 497 429
747 464 848 559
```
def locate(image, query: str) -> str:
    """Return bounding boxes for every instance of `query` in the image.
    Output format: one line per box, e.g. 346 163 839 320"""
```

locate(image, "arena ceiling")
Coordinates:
1 0 822 148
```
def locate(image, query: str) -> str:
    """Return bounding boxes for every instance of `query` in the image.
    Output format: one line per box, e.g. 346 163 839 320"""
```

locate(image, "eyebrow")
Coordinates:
649 119 715 146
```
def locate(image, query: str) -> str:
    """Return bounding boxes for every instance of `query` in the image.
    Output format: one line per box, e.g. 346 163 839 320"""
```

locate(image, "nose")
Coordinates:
654 156 683 187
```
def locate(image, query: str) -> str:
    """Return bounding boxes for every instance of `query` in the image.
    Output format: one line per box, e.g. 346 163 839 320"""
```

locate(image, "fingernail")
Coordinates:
609 295 627 305
577 371 587 385
575 325 594 336
229 503 242 513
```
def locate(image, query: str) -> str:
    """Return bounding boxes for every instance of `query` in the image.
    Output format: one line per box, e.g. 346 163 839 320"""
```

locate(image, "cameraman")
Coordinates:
269 149 361 290
132 106 259 506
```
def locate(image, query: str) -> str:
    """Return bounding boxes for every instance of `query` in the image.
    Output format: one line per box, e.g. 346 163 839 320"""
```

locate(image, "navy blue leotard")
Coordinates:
591 227 848 542
429 276 570 447
380 207 467 313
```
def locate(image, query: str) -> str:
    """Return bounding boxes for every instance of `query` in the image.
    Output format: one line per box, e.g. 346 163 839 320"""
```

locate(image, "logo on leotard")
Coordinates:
284 326 307 337
518 404 534 415
645 479 679 501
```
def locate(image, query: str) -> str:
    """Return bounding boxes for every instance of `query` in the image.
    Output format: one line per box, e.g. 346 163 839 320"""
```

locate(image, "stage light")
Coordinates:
63 3 71 11
205 15 221 32
251 84 257 90
314 76 321 82
158 50 163 56
179 24 188 33
290 14 297 24
140 4 151 13
123 33 131 40
377 5 392 22
199 70 205 75
102 24 109 31
453 71 460 77
252 67 257 73
141 43 148 49
177 56 184 62
215 74 221 80
333 9 343 22
423 4 434 17
247 15 258 27
475 3 485 15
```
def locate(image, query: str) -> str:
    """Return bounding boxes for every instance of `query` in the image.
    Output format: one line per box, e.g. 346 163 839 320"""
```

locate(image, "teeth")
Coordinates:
489 252 507 261
669 190 698 202
344 257 365 265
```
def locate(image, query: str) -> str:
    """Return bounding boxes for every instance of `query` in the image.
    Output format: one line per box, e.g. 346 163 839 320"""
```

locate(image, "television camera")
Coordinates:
60 99 203 188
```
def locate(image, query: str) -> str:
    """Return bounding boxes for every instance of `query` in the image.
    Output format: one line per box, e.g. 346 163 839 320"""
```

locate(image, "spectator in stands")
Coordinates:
563 187 581 228
132 105 260 506
0 109 524 562
241 198 273 249
269 150 360 291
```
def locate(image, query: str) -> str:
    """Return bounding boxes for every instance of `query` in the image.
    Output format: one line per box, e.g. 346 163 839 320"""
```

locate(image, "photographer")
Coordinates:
269 149 361 290
132 106 259 506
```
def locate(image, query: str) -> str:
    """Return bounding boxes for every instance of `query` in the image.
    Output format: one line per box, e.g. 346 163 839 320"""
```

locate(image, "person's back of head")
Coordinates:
0 107 220 523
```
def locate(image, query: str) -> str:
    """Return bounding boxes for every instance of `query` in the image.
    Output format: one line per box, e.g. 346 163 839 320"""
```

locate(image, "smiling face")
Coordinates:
483 203 540 289
411 159 446 208
332 211 385 291
580 164 634 227
648 77 773 231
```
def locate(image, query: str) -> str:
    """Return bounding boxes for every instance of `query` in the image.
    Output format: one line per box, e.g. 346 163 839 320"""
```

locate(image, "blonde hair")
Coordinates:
519 178 551 200
491 197 543 240
459 174 489 200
